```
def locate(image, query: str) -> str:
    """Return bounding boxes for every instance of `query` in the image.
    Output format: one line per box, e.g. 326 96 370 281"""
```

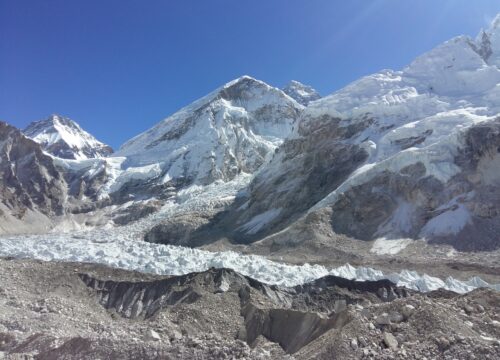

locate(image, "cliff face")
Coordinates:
0 121 67 233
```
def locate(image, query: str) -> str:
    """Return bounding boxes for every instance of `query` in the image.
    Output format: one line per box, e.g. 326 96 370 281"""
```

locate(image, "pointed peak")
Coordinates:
27 114 79 130
23 114 112 160
282 80 321 106
0 120 21 135
215 75 283 102
231 74 257 83
49 113 62 120
477 13 500 41
48 114 79 127
221 75 269 90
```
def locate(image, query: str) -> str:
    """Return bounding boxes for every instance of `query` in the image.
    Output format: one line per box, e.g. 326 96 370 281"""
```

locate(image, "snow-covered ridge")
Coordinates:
24 114 113 160
0 232 498 294
305 14 500 124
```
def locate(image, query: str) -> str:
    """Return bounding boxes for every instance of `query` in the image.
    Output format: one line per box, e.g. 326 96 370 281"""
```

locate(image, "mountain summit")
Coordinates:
282 80 321 106
115 76 303 185
23 114 113 160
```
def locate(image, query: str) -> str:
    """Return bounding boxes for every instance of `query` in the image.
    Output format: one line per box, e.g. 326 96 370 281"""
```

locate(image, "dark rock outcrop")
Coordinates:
80 267 411 354
0 122 67 224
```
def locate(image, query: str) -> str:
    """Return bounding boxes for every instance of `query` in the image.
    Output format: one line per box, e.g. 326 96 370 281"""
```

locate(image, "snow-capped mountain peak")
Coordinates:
114 76 303 186
282 80 321 106
23 114 113 160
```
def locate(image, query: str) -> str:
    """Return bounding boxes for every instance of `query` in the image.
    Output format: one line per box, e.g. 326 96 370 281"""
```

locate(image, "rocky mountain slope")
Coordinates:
0 122 67 233
251 19 500 252
145 15 500 254
24 114 113 160
1 258 499 359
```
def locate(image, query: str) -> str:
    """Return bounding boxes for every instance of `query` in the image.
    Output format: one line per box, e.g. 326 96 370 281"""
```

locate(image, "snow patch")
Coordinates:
239 208 282 235
420 204 471 237
371 238 413 255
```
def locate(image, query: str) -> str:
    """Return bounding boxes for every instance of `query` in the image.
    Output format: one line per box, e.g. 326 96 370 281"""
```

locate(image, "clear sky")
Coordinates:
1 0 499 149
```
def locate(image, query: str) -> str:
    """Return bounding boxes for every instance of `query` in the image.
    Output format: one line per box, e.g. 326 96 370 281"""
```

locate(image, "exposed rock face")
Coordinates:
23 114 113 160
144 117 500 251
0 122 67 233
326 164 442 241
242 118 500 253
317 119 500 251
111 200 162 225
0 121 123 233
429 120 500 250
225 114 371 243
144 211 213 246
80 267 411 354
144 114 371 245
61 160 110 206
282 80 321 106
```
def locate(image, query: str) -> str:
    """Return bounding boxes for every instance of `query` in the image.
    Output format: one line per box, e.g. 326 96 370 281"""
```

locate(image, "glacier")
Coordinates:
0 230 498 294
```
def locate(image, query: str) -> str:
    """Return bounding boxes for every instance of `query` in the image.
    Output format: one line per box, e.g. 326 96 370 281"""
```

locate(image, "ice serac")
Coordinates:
115 76 303 187
282 80 321 106
24 114 113 160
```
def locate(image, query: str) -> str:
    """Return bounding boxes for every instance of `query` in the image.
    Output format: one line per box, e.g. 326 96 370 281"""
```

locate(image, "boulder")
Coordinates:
401 304 415 319
144 329 161 342
375 313 392 326
383 332 398 351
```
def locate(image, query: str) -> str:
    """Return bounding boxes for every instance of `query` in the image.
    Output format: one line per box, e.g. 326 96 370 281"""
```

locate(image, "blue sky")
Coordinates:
1 0 499 149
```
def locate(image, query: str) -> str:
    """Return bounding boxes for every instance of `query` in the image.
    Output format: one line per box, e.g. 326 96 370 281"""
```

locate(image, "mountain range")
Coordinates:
1 16 499 260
